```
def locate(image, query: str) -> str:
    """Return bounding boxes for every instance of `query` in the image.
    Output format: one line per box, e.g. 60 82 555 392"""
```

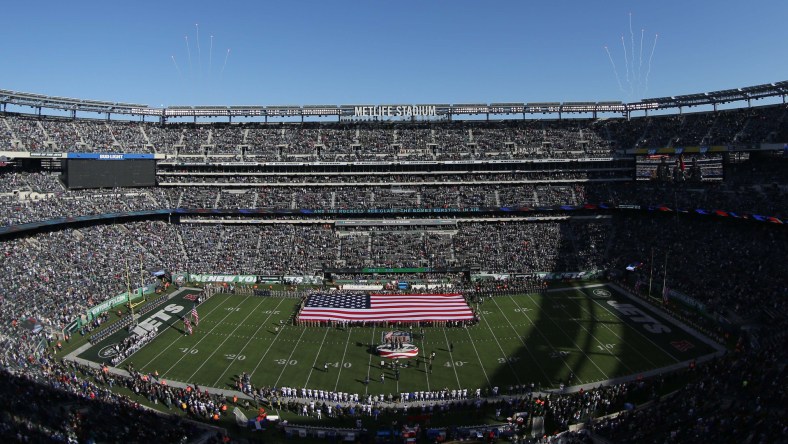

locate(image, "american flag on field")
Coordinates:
184 317 193 335
191 305 199 326
298 293 474 322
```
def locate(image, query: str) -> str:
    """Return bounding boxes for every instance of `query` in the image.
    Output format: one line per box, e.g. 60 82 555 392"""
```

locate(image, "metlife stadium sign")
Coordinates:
353 105 437 118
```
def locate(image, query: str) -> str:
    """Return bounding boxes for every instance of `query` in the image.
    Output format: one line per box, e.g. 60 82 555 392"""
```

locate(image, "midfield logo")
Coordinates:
98 343 119 359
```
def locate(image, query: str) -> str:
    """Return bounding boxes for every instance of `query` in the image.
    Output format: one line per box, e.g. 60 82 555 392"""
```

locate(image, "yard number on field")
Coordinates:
328 362 352 368
444 361 468 367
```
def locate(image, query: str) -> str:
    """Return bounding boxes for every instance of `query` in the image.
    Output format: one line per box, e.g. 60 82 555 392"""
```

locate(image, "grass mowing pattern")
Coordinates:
86 284 717 395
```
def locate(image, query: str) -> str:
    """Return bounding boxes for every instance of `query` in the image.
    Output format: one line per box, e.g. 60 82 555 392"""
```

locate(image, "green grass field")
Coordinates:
79 284 719 396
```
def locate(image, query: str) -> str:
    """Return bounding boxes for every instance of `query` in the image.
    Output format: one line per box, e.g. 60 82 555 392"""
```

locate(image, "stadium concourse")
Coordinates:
0 99 786 443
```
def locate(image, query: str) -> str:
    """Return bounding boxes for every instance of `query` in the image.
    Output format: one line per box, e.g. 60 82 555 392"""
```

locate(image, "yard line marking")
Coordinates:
581 289 680 363
485 295 552 384
169 295 264 379
136 293 250 371
272 328 309 388
304 328 331 388
420 331 431 392
479 310 522 385
210 298 286 387
497 295 578 384
333 327 353 392
522 292 616 378
464 327 491 387
441 328 462 389
249 319 296 381
558 289 655 369
364 326 376 396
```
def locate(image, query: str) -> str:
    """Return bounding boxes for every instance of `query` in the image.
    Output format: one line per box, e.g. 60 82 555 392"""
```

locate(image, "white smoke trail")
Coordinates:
604 46 625 94
644 34 658 95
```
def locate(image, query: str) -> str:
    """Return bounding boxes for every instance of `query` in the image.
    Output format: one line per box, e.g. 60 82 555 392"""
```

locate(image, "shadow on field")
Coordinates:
484 221 632 391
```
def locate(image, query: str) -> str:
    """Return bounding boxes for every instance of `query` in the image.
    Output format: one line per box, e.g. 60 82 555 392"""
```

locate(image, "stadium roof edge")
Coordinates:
1 81 786 118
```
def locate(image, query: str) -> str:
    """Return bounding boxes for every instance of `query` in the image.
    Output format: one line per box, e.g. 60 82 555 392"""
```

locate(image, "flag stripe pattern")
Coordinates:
298 293 474 322
191 306 199 326
379 348 420 359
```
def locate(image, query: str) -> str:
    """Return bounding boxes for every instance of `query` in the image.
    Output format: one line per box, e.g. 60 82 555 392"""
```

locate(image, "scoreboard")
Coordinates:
63 154 156 189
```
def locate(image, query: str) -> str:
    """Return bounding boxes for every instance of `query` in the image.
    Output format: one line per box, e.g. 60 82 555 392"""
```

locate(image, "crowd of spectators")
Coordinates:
0 214 782 441
583 331 786 442
157 171 599 185
2 102 785 159
0 357 226 443
2 160 784 229
0 104 786 441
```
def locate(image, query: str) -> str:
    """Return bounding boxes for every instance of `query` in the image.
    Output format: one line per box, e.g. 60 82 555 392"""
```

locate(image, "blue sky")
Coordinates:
1 0 786 107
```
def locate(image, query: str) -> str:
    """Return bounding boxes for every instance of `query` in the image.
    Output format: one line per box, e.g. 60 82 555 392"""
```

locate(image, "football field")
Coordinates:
79 284 720 395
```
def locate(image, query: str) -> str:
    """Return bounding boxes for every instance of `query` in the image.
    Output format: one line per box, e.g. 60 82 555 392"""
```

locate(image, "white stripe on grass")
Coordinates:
519 291 616 378
581 289 680 363
303 328 331 388
420 332 431 391
272 328 309 389
569 288 666 366
247 319 292 382
463 327 491 387
210 298 286 387
544 289 643 371
364 326 376 396
333 327 353 392
494 295 577 384
479 310 522 385
168 295 265 379
129 291 231 369
441 328 462 389
483 295 552 383
184 296 271 382
139 293 253 372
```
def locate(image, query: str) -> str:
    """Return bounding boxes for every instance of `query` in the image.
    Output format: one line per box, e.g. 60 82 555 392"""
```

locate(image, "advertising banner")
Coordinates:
66 153 154 160
85 284 157 320
174 273 258 284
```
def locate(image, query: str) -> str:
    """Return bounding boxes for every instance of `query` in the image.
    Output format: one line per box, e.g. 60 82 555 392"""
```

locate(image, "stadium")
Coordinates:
1 4 788 443
1 80 786 443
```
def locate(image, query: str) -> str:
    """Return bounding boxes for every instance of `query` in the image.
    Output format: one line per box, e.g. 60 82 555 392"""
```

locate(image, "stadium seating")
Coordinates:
0 101 786 443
